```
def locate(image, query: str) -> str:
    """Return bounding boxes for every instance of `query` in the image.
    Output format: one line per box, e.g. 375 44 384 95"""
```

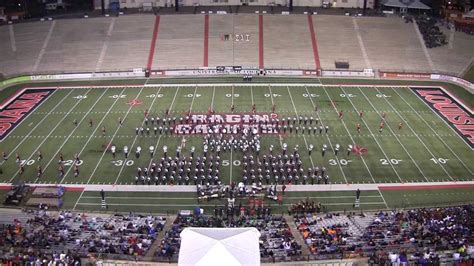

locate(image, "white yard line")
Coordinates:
64 87 127 180
357 87 429 181
377 189 390 209
87 83 148 184
285 86 315 168
250 85 254 106
48 89 109 183
71 87 131 210
268 85 275 106
393 87 473 175
372 87 453 180
211 86 216 109
321 86 376 183
340 87 403 183
95 17 116 72
9 89 91 182
189 85 198 112
230 86 235 183
302 85 348 183
147 87 180 170
33 20 56 72
113 85 162 184
8 24 16 52
352 18 371 69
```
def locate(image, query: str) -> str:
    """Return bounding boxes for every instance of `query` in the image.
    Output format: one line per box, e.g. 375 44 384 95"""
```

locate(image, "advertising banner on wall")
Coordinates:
379 72 431 79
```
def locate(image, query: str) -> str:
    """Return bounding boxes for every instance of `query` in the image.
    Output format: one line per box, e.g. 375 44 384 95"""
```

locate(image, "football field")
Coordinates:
0 80 473 212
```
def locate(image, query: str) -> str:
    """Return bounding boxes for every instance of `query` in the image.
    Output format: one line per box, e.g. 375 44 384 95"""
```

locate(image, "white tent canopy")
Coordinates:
178 227 261 266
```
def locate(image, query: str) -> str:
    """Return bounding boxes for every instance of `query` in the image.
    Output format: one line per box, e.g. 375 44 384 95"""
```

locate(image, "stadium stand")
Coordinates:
357 16 431 72
313 15 367 70
157 210 302 262
0 205 472 263
230 14 260 67
37 18 111 73
154 15 204 69
100 15 155 72
428 25 474 75
415 16 447 49
295 205 474 263
0 14 474 76
0 209 166 261
264 15 314 70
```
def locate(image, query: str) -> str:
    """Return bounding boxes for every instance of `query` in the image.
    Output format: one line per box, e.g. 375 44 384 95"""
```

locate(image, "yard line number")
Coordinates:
430 158 449 164
184 94 201 98
264 94 281 98
340 93 356 98
146 94 163 98
380 158 402 165
19 159 83 166
302 93 319 98
112 160 134 167
329 159 352 166
222 160 241 166
225 94 240 98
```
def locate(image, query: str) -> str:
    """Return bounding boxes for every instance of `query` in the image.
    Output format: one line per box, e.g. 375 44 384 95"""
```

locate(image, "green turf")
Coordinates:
381 187 474 209
0 80 473 214
462 64 474 83
69 190 387 214
0 85 472 186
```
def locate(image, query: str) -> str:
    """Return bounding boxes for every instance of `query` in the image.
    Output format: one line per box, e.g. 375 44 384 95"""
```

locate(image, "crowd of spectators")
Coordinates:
0 210 166 261
1 249 81 266
73 213 166 256
288 198 322 215
1 204 473 264
157 206 302 260
295 205 474 263
416 16 447 48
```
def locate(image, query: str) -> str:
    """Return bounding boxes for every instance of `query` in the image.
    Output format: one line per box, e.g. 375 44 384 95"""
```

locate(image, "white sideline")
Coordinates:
11 89 91 182
0 89 62 144
10 91 72 182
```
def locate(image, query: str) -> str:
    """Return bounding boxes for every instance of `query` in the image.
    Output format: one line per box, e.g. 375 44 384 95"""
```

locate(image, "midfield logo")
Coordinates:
0 89 55 141
174 113 279 135
412 87 474 149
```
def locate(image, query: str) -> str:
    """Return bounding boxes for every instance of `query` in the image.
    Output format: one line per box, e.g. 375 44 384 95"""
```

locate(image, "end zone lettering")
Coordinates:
174 113 279 135
413 88 474 149
0 89 55 141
